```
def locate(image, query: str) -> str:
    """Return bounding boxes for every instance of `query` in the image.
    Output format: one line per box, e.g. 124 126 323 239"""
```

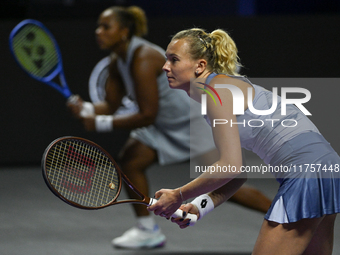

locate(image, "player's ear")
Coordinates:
121 27 129 41
196 59 208 75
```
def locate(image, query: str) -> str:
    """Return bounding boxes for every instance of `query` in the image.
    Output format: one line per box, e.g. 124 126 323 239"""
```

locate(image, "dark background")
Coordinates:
1 0 340 165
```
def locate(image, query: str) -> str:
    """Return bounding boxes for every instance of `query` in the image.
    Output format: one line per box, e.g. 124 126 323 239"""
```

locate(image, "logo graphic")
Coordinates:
194 80 312 128
197 82 222 106
200 199 208 208
199 84 311 116
13 24 58 77
62 146 95 194
197 82 223 115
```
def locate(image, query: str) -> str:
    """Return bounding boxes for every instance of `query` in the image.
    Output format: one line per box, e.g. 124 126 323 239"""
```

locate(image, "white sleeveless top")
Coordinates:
116 36 216 165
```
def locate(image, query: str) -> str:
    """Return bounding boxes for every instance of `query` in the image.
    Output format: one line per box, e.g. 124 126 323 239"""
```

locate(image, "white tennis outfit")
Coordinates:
115 36 215 165
205 73 340 223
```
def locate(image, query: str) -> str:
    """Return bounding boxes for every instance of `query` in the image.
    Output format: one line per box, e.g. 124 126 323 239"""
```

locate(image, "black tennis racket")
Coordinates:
42 136 197 225
9 19 74 100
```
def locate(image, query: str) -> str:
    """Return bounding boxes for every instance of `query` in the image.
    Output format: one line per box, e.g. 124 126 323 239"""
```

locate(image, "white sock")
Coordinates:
137 215 157 231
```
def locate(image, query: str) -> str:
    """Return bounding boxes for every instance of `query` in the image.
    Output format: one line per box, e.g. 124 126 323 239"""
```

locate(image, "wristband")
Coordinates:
190 194 214 220
80 102 95 117
95 115 114 133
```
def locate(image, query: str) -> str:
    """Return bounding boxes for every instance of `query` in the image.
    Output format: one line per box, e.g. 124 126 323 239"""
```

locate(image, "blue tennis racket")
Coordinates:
9 19 74 100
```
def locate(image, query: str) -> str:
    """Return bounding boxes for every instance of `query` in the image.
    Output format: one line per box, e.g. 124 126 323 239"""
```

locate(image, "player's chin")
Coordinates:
97 42 108 50
168 80 181 90
168 83 176 89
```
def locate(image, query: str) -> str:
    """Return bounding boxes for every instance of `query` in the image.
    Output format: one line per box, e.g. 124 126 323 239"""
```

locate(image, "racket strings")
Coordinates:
12 24 58 78
45 140 120 207
52 143 117 207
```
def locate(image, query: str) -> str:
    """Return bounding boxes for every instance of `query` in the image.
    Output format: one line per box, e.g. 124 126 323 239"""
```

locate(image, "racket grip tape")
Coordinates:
149 198 197 226
67 94 77 104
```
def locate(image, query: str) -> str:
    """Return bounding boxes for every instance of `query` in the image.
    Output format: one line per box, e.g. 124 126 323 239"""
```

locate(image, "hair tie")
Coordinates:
198 36 208 48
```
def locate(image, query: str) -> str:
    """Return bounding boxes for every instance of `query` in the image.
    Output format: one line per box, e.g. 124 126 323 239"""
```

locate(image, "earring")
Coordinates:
195 70 199 76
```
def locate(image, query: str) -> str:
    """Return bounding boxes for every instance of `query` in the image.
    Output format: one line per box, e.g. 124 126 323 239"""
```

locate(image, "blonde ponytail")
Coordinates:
210 29 241 75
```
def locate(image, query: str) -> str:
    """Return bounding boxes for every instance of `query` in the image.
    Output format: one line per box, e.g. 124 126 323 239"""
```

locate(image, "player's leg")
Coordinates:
112 138 165 249
302 214 336 255
252 215 334 255
119 137 157 217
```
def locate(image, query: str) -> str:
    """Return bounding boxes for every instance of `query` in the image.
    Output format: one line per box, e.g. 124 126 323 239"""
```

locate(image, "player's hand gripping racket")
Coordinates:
42 136 197 225
9 19 76 102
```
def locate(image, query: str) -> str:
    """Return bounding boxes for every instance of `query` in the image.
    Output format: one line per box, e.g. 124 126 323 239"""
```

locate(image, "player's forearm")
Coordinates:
208 174 247 208
185 172 246 222
93 102 118 115
112 111 156 130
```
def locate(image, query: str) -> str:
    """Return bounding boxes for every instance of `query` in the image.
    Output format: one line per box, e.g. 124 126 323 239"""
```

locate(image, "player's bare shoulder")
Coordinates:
108 53 120 77
107 53 124 91
210 74 252 92
132 45 165 74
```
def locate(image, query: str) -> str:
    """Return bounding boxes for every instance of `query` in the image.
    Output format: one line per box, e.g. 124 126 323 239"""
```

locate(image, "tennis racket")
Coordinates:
9 19 75 101
42 136 197 225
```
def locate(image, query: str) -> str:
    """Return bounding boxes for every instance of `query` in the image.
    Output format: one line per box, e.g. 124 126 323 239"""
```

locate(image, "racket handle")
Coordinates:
149 198 197 226
67 94 78 104
67 95 95 118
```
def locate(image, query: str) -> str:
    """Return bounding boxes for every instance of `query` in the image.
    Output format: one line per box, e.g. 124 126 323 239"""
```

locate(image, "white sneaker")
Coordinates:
112 225 166 249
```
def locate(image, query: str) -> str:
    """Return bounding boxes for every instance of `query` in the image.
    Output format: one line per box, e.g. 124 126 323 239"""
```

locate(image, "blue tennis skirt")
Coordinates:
264 132 340 223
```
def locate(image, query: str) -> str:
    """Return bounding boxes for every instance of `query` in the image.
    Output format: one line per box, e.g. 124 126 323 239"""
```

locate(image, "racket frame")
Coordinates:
9 19 72 98
42 136 152 210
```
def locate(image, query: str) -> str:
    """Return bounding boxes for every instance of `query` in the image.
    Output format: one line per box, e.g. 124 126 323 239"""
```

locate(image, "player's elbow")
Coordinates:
138 108 158 126
142 111 157 126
